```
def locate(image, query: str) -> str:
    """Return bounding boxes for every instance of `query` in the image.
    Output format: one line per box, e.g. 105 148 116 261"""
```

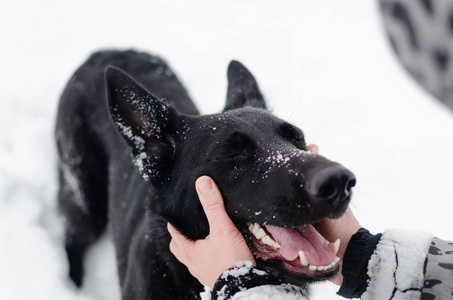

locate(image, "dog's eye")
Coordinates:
225 132 255 160
211 152 249 163
278 123 306 149
226 153 249 160
209 132 256 163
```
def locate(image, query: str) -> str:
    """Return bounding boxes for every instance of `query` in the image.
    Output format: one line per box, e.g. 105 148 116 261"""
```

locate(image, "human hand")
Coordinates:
308 143 361 286
317 207 361 285
167 176 255 290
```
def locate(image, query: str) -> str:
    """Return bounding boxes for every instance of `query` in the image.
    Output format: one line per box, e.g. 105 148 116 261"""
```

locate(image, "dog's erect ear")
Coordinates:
105 66 179 183
224 60 267 111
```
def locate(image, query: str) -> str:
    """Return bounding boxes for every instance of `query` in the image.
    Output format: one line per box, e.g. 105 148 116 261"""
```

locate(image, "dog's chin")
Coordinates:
243 219 341 282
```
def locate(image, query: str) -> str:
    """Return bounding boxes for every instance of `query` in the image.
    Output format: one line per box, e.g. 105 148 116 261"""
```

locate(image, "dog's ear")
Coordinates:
105 66 179 183
224 60 267 111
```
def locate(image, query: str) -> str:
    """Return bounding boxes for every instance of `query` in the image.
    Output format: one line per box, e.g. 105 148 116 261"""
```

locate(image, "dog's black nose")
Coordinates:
306 166 356 208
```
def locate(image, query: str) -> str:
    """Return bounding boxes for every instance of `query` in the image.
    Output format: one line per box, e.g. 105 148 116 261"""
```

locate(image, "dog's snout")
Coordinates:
306 166 356 208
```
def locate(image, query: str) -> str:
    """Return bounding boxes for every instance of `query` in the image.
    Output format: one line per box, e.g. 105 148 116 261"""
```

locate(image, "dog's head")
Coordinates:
105 61 356 285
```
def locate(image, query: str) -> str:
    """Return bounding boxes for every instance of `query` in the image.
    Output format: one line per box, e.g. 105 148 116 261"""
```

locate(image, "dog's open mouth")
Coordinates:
246 222 340 279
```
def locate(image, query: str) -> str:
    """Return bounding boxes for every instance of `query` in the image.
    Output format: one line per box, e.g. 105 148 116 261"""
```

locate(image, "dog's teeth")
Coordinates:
326 257 340 269
261 235 271 245
255 228 266 240
299 251 309 266
252 223 261 235
305 256 341 272
261 235 278 248
247 223 280 249
248 223 259 235
334 239 340 254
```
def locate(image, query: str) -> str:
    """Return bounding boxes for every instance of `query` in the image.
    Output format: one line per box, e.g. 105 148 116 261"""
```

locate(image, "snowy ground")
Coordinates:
1 1 453 299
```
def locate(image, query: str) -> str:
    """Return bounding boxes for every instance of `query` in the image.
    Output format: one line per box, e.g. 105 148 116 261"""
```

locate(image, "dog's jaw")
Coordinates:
243 221 342 281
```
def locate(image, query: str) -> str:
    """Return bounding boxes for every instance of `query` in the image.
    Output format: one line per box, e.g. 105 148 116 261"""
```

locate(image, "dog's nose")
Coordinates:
306 166 356 208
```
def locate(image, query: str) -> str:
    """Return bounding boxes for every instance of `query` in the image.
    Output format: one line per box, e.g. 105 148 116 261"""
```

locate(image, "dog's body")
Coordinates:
56 50 355 299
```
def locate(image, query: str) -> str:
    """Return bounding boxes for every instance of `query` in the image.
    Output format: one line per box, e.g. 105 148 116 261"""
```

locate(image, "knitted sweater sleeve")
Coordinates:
361 229 433 299
339 228 440 299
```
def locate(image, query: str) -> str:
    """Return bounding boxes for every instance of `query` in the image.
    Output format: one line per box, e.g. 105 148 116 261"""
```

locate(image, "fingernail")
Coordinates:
197 178 212 194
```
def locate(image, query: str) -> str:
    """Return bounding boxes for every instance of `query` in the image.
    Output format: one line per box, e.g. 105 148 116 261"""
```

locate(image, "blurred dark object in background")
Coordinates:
380 0 453 112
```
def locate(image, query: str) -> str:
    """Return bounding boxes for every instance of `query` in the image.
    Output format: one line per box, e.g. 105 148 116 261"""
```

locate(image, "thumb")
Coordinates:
196 176 236 235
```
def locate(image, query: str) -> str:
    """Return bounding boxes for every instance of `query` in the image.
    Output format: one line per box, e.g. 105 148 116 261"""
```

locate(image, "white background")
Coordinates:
1 1 453 299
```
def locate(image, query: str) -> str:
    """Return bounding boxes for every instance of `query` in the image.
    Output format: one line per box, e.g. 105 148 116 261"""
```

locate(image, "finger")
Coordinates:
307 144 319 154
168 223 196 263
196 176 236 235
169 238 183 261
167 223 193 249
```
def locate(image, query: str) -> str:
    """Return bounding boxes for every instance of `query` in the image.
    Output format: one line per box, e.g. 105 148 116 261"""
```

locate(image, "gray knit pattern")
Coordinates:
421 237 453 300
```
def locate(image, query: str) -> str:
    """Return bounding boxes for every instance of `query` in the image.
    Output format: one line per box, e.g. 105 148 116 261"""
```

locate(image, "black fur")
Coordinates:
56 50 355 299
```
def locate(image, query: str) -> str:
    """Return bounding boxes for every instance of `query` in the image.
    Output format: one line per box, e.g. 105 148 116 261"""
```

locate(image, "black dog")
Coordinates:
56 50 356 299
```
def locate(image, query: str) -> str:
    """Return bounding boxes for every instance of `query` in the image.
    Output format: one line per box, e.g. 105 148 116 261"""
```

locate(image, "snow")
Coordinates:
220 260 258 280
133 152 150 182
229 284 308 300
2 1 453 300
116 122 145 152
200 286 213 300
60 161 89 213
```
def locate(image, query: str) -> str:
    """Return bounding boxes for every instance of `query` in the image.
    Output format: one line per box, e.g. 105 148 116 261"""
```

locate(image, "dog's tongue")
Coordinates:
266 224 336 266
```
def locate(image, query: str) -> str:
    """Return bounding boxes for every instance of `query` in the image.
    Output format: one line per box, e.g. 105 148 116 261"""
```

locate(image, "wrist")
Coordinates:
337 228 382 298
337 222 362 260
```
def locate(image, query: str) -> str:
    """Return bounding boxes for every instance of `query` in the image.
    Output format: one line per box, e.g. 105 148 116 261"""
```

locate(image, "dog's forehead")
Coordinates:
198 108 283 132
